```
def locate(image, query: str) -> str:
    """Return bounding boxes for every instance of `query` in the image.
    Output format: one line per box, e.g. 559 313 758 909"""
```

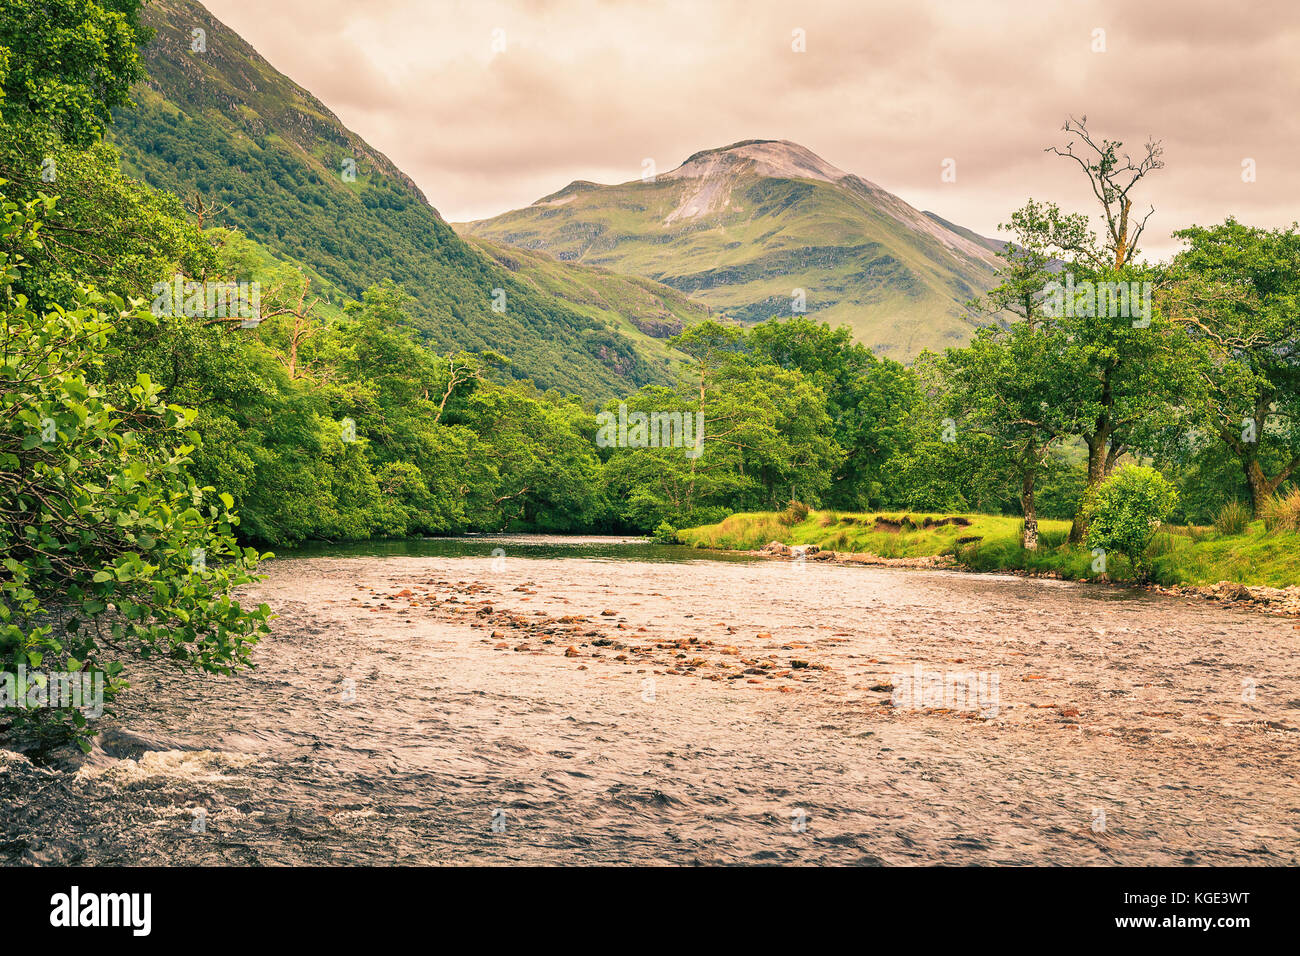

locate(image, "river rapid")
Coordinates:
2 536 1297 865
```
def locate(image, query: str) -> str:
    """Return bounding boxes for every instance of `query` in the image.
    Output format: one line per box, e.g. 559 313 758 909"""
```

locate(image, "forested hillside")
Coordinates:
111 0 685 396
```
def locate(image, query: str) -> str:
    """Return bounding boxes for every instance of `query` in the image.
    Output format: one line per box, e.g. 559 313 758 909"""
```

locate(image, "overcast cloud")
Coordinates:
201 0 1300 259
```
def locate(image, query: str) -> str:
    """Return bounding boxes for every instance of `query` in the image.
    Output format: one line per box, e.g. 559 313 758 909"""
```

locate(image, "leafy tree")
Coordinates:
459 385 608 530
1001 118 1188 541
0 137 214 311
1084 465 1179 581
1 192 268 752
602 386 748 529
939 322 1087 549
1170 219 1300 515
0 0 148 149
602 322 843 528
748 317 921 509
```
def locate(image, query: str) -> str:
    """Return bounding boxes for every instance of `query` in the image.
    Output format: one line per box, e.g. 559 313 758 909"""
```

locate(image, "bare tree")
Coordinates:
1046 115 1164 269
262 277 322 380
184 191 234 231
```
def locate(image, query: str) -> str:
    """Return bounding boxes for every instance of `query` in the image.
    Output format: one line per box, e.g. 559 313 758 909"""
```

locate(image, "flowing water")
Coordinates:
2 535 1298 865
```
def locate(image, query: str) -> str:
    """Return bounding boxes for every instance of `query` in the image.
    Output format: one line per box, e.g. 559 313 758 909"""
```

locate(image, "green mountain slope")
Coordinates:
465 235 713 371
110 0 686 396
460 139 1004 359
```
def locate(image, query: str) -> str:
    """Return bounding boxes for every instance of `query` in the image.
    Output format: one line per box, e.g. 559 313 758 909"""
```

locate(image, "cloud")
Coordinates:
203 0 1300 258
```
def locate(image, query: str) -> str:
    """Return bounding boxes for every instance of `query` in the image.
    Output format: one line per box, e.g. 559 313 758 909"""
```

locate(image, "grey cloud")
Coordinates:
203 0 1300 256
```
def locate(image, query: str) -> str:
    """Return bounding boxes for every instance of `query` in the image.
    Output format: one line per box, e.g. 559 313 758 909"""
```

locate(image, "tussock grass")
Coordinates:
677 509 1300 588
1262 488 1300 534
1213 500 1251 536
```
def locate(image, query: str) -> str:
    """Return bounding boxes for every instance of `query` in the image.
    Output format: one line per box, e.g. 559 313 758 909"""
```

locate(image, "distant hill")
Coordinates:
111 0 695 396
461 139 1005 359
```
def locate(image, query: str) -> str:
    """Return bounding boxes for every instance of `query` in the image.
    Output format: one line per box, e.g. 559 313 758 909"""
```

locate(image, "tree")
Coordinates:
0 139 214 311
970 199 1072 330
939 323 1086 549
1 192 268 751
0 0 149 149
1084 465 1179 581
1045 115 1164 271
748 316 921 509
1007 117 1185 542
1170 219 1300 514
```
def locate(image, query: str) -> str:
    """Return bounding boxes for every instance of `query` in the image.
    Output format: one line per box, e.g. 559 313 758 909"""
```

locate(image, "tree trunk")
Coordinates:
1244 457 1275 517
1021 466 1039 551
1227 403 1298 517
1068 432 1109 543
1069 369 1116 544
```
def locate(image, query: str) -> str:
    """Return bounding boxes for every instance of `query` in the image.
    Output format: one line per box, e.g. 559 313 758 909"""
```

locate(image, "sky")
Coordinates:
202 0 1299 260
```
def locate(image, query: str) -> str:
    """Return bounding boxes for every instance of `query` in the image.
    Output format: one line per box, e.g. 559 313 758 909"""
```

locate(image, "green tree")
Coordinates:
1170 219 1300 515
0 0 148 149
748 317 921 509
939 322 1087 549
1007 118 1185 542
1 192 268 751
1084 465 1179 581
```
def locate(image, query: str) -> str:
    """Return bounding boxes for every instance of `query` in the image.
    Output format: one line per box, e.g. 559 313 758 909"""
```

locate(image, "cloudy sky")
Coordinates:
203 0 1299 259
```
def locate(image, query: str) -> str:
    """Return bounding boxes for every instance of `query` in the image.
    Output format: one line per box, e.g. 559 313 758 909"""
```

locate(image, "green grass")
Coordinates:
677 510 1300 589
1146 521 1300 588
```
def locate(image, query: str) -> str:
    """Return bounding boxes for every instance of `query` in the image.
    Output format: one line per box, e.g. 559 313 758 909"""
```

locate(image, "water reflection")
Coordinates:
278 534 762 564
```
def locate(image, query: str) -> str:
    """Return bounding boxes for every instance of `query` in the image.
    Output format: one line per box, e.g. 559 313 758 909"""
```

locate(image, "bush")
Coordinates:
778 499 810 527
1261 487 1300 533
1213 500 1251 536
652 520 678 543
1084 465 1179 582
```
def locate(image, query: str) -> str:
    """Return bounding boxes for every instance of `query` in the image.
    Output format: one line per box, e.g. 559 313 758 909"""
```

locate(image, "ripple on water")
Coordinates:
2 542 1298 865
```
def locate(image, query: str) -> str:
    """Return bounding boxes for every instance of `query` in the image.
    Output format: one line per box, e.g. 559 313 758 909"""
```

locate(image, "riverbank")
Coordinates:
676 510 1300 613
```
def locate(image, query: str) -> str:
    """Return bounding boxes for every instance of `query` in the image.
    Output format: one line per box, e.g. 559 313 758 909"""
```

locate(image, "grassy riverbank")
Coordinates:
676 510 1300 589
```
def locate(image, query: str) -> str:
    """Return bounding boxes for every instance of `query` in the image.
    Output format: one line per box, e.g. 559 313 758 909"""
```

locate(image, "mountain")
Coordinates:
110 0 694 396
465 235 712 365
460 139 1005 359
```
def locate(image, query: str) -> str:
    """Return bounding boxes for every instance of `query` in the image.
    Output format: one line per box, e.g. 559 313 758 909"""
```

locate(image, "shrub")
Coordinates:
1084 465 1179 582
652 520 678 543
1261 487 1300 533
1213 500 1251 536
779 499 810 527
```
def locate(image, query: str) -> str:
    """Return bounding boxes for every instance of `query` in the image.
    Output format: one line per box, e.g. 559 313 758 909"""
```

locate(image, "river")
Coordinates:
2 535 1297 865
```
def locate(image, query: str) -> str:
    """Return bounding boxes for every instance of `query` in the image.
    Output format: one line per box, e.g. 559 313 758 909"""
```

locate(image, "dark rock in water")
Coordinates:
97 728 180 761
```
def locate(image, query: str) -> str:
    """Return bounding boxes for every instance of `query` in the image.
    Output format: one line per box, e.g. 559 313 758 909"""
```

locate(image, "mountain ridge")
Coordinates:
461 139 1004 359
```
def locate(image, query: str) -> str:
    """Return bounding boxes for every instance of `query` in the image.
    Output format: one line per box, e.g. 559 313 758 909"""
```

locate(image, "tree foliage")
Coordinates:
0 191 268 751
1084 465 1179 581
